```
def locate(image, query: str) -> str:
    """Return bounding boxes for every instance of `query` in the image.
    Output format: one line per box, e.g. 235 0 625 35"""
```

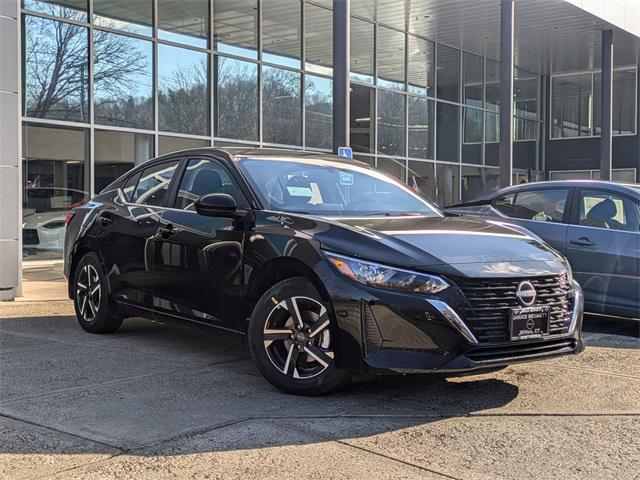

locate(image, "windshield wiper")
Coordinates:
362 212 423 217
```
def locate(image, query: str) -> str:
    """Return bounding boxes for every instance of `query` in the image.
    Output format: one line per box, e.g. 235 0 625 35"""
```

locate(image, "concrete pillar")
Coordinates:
332 0 350 152
499 0 514 188
600 29 613 181
0 0 21 301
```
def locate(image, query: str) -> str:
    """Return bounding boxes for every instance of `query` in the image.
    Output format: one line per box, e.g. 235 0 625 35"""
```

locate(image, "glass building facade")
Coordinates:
18 0 638 261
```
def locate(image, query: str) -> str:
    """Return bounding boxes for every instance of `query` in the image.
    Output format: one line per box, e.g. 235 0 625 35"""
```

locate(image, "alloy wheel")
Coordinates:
76 264 101 322
263 296 334 379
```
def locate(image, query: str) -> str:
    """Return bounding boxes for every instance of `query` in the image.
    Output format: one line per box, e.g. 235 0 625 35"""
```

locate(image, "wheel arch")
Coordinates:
67 239 103 299
244 257 332 325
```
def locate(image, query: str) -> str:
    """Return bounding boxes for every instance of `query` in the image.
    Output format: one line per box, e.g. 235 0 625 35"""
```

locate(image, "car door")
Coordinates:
491 187 571 254
151 157 249 330
566 188 640 318
98 160 181 309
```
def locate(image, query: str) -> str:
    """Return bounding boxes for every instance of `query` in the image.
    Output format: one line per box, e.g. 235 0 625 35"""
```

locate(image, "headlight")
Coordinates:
324 252 449 294
559 256 573 283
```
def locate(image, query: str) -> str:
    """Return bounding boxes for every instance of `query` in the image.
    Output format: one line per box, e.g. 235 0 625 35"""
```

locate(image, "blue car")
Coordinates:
447 180 640 321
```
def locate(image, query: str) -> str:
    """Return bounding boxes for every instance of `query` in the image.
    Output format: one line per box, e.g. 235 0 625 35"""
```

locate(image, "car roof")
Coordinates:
149 147 370 168
496 179 639 195
449 179 639 207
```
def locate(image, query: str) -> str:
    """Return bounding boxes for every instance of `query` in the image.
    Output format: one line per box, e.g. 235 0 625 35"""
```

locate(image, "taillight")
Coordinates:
64 210 75 227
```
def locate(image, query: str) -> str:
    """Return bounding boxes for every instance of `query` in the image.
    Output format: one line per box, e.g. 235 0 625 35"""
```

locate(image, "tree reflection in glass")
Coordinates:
263 66 301 146
216 56 258 141
93 31 153 129
24 14 89 121
158 44 209 135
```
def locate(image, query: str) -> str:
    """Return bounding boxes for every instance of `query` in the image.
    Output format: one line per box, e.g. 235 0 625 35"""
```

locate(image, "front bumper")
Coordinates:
322 266 584 374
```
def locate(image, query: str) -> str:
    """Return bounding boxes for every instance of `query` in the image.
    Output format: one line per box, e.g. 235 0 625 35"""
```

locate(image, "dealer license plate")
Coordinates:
510 306 550 341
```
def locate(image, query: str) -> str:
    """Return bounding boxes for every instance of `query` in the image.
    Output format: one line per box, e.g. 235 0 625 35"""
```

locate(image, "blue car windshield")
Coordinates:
237 157 442 217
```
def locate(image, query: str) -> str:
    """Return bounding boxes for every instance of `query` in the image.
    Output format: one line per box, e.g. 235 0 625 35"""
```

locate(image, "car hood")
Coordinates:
310 215 566 278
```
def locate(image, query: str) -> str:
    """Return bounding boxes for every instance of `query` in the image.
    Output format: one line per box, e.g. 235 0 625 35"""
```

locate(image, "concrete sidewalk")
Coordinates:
0 282 638 479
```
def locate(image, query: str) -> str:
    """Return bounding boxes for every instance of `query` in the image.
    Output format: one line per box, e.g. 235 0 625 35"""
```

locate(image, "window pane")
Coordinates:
158 0 209 48
463 52 483 107
485 60 500 112
305 75 333 150
512 189 569 222
463 108 482 165
594 69 637 136
408 35 434 97
305 4 332 75
24 16 88 122
93 0 152 36
436 44 460 102
461 166 498 202
377 157 406 182
408 160 436 202
551 74 592 138
23 0 87 21
263 66 301 145
408 96 434 159
514 68 538 119
485 111 499 143
436 102 459 162
216 56 258 141
350 17 374 84
377 90 405 156
350 84 375 153
94 32 152 129
158 44 209 135
578 190 640 231
515 118 537 141
214 0 258 59
95 130 153 193
132 161 180 206
159 136 210 155
175 158 247 210
22 124 89 260
263 0 301 68
436 163 459 206
377 26 405 90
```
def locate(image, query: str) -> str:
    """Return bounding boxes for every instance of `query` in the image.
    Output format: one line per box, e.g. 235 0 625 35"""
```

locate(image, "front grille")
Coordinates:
23 229 39 245
454 274 572 344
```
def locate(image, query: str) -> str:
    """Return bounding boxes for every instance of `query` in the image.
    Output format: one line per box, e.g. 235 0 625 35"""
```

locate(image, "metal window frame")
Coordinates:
549 67 638 140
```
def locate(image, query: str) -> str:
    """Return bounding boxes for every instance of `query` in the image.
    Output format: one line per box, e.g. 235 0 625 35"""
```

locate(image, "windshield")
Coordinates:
238 157 441 217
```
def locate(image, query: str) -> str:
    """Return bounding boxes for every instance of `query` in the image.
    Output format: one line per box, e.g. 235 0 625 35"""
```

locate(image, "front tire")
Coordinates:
72 252 123 334
248 277 349 395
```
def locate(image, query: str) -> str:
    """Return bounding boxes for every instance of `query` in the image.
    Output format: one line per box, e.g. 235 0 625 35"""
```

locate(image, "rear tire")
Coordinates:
72 252 123 334
248 277 350 395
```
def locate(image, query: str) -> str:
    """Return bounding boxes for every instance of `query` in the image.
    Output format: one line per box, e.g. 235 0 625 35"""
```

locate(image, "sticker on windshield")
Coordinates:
339 171 354 186
287 186 313 197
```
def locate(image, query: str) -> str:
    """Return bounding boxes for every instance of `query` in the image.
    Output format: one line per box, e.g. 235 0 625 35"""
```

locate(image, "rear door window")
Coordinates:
578 189 640 232
510 189 569 223
131 161 180 206
493 193 516 216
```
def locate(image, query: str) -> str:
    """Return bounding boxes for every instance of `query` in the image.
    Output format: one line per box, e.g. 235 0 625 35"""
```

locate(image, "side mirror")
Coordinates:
195 193 240 218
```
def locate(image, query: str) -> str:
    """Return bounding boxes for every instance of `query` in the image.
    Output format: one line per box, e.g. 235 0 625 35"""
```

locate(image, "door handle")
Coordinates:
158 224 176 238
98 214 113 226
570 236 595 247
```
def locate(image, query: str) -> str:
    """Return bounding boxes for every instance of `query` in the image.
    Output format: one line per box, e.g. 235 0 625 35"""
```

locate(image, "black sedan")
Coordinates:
447 180 640 322
64 149 584 395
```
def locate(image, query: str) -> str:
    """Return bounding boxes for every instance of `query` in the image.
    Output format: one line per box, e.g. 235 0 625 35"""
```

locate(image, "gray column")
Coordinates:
600 29 613 181
499 0 514 188
332 0 350 153
0 0 20 301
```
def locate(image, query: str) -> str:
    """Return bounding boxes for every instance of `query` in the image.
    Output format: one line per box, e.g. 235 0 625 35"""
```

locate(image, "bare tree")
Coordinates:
25 6 148 123
158 59 209 135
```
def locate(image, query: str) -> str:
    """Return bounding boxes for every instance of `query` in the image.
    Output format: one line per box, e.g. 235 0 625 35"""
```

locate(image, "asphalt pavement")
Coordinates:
0 276 638 479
